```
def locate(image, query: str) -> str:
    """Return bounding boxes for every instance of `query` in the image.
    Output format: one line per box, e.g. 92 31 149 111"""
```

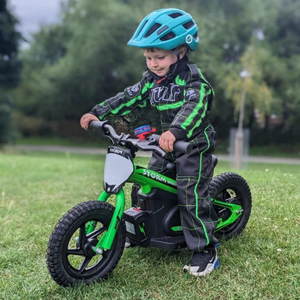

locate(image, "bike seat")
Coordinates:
212 155 218 168
166 155 218 170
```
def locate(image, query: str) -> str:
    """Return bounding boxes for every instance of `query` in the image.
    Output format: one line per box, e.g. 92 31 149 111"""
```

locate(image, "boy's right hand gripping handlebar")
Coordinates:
89 120 192 156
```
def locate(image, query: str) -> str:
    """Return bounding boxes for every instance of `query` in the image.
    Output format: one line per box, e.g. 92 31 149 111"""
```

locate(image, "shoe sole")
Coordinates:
183 257 219 276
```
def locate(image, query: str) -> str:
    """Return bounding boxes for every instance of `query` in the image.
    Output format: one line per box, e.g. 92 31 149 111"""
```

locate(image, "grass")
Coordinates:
248 144 300 158
0 149 299 300
14 136 300 158
15 136 110 148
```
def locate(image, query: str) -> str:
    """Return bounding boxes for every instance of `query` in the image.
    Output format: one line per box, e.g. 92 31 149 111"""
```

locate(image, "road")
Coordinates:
14 145 300 165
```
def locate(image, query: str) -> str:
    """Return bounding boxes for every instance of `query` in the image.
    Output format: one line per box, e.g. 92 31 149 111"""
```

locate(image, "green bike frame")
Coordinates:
88 163 243 252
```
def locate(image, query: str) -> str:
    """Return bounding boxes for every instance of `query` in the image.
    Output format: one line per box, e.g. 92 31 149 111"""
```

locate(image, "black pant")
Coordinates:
132 125 218 252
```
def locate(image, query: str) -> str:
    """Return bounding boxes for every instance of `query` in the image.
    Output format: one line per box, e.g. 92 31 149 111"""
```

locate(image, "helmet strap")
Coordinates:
172 48 180 61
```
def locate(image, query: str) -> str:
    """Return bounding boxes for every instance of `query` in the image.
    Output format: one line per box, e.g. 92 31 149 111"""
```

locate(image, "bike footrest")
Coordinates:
149 236 186 250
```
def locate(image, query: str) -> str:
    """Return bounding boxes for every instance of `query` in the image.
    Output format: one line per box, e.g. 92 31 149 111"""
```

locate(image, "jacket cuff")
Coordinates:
169 128 187 141
89 110 99 117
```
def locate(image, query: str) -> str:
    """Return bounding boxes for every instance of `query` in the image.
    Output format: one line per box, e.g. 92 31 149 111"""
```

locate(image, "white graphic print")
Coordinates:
126 84 140 97
186 89 199 101
150 83 181 104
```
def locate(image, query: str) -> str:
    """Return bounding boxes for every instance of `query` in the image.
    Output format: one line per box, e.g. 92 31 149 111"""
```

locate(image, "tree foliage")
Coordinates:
12 0 300 145
0 0 22 144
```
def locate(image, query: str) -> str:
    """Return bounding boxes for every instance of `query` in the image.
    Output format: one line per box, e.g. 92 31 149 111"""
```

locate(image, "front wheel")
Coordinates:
209 172 252 240
46 201 126 286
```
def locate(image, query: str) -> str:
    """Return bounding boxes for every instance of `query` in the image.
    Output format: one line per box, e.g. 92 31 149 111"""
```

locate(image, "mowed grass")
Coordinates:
0 150 299 300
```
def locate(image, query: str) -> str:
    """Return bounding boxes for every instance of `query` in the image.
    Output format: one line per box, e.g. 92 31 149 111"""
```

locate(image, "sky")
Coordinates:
8 0 61 42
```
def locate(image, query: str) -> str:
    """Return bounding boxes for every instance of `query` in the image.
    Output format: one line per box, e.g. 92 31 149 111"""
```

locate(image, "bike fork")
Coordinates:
86 190 125 253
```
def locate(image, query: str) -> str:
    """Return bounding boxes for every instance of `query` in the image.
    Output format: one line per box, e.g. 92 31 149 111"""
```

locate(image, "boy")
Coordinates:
80 8 219 276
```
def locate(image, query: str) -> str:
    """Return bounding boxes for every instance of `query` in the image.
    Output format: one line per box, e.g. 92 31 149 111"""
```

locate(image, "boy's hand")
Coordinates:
159 130 176 152
80 113 99 130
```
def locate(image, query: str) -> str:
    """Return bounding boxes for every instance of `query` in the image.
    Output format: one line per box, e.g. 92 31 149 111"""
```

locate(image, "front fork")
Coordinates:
86 189 125 253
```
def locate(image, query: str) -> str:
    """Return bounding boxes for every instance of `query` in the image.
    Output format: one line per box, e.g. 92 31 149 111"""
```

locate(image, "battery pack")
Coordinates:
123 208 151 247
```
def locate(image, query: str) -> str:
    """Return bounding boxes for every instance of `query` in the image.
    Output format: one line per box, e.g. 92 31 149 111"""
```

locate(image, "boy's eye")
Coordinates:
145 56 165 61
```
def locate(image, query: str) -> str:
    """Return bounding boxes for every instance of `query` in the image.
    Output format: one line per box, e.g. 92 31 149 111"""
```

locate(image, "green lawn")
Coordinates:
15 136 110 148
14 136 300 158
0 150 299 300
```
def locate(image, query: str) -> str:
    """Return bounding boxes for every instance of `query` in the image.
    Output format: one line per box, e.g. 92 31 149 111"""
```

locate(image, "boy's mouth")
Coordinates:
152 69 164 73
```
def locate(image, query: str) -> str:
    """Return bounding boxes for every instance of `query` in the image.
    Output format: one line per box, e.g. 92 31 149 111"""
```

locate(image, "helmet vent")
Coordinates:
160 32 175 41
145 23 162 37
137 20 148 36
157 25 169 35
169 12 183 18
183 21 194 30
193 32 198 39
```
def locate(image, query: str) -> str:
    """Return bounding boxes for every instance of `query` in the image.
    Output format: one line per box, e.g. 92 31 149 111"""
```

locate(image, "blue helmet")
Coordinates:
127 8 199 51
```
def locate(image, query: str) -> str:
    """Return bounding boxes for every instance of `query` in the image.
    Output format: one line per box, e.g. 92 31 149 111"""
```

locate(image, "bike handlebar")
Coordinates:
147 134 193 155
89 120 192 157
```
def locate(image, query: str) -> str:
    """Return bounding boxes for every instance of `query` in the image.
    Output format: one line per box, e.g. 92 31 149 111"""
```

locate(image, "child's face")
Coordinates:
143 48 178 77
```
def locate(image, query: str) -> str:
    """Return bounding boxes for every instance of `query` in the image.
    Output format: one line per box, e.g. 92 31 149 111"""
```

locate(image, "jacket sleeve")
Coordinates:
90 73 152 120
169 69 213 140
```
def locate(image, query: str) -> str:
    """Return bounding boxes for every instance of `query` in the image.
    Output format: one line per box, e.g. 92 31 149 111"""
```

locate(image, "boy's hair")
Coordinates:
144 48 156 53
143 45 187 53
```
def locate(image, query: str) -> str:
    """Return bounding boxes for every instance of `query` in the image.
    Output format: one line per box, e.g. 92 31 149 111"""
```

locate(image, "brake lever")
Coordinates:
147 134 160 145
135 138 167 158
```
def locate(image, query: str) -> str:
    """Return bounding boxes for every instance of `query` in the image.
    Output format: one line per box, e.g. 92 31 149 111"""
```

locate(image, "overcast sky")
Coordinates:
8 0 61 41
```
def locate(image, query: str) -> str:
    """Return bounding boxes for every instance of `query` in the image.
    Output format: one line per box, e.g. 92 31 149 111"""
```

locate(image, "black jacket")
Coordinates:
90 56 214 141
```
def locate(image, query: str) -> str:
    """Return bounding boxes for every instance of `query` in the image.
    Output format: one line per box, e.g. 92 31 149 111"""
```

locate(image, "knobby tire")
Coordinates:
209 172 252 240
46 200 126 286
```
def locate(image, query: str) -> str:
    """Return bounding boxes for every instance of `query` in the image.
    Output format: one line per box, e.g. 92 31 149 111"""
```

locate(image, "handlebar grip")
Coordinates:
89 120 106 130
149 134 192 155
173 140 193 154
89 120 121 140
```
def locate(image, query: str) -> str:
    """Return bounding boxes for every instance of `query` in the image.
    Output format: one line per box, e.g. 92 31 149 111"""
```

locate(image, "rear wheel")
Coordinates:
209 172 252 240
46 201 125 286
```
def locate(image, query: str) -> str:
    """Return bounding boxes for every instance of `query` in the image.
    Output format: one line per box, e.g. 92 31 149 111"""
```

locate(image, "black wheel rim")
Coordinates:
61 214 116 280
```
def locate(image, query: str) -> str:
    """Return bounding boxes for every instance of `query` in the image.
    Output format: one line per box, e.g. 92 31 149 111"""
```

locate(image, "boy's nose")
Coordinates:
151 59 158 67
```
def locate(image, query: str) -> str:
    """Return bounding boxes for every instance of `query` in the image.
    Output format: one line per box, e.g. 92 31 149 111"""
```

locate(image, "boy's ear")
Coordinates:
179 47 188 59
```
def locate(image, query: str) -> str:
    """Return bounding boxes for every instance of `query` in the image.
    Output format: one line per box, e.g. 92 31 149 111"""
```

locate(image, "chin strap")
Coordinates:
165 49 184 82
172 48 180 60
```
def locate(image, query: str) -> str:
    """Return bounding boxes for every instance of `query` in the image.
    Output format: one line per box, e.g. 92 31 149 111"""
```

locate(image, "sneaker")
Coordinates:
183 248 219 276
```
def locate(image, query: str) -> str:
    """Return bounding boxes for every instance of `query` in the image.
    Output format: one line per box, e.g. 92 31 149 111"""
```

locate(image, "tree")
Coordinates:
12 0 300 146
0 0 22 144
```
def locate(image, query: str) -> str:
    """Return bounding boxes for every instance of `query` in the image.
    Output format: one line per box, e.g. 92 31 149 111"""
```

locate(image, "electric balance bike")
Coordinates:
46 120 252 287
